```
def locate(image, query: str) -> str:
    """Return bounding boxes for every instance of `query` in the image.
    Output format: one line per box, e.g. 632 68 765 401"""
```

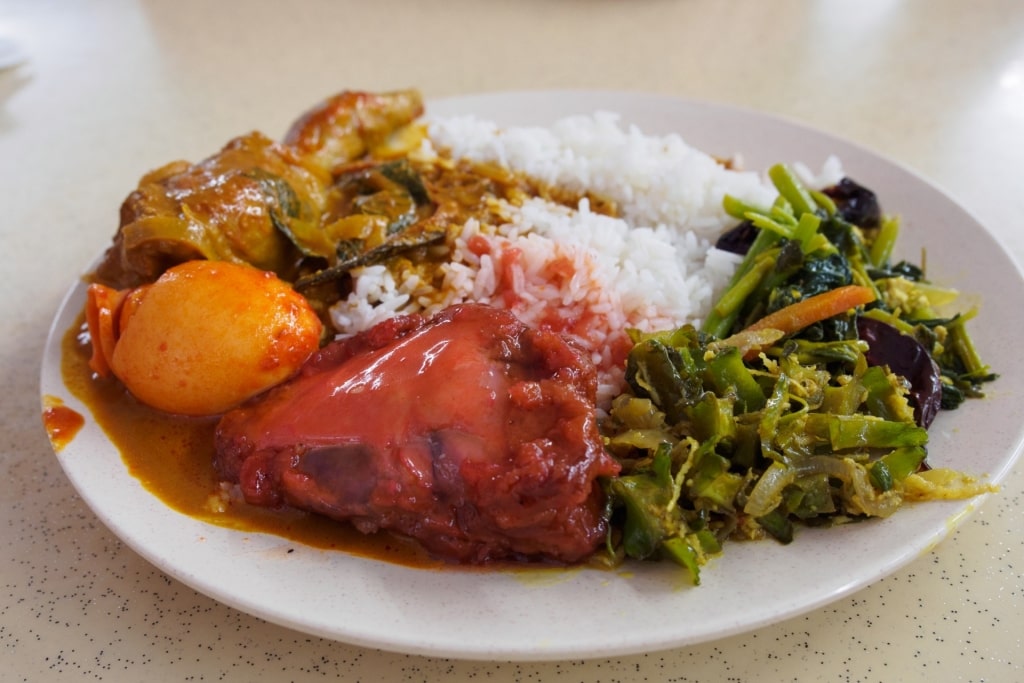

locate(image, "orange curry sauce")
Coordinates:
59 313 444 569
42 396 85 451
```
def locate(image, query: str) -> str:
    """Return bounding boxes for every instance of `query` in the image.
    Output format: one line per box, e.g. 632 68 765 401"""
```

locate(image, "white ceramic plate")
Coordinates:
41 91 1024 661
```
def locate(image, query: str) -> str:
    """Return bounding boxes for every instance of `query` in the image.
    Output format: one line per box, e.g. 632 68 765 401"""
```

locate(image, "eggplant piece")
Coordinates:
93 133 322 288
823 178 881 229
714 220 759 255
856 317 942 427
91 89 426 290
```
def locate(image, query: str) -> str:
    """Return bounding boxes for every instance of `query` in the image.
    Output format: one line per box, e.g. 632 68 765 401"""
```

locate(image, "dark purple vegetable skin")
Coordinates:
715 178 881 257
715 220 760 255
856 317 942 428
823 178 881 228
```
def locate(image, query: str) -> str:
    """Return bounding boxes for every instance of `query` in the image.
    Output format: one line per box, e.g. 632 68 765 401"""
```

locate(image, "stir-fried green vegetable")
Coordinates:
599 165 998 584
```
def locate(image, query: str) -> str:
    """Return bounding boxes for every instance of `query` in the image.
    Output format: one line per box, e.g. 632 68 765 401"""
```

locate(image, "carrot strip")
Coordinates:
739 285 876 359
746 285 876 335
85 283 128 377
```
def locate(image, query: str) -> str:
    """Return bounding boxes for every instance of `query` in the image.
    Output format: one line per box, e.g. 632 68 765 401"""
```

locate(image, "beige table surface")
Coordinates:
4 0 1024 680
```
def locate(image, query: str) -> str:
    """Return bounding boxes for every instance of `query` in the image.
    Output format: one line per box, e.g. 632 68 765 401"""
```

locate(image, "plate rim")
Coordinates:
40 89 1024 661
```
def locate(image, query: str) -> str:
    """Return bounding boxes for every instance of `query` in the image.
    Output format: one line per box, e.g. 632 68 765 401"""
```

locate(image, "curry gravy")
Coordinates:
42 395 85 451
60 313 444 569
57 155 619 573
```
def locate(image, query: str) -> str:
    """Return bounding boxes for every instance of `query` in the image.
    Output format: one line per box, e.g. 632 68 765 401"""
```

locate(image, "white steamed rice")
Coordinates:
328 112 844 407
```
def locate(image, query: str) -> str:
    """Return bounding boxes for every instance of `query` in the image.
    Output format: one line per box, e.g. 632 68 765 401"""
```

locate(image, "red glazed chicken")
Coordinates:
214 303 620 564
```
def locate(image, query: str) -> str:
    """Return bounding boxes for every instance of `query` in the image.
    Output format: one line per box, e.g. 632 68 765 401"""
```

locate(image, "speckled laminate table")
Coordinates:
3 0 1024 680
